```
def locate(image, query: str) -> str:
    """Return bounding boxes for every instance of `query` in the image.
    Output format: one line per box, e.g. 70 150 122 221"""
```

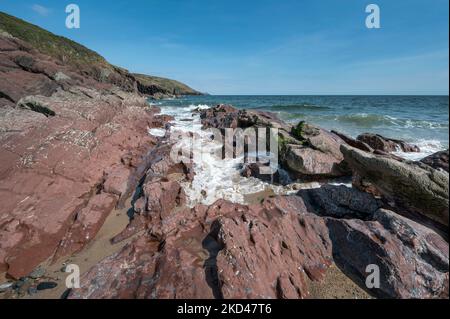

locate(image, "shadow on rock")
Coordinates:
202 220 224 299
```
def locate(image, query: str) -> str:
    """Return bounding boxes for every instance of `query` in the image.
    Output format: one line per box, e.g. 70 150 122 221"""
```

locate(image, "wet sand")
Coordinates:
307 264 373 299
0 198 141 299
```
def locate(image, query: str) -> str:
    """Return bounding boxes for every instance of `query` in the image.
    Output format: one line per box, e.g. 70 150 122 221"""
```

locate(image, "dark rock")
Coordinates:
60 289 72 299
36 282 58 291
299 184 382 220
200 104 241 129
13 277 32 295
13 278 28 290
200 104 291 132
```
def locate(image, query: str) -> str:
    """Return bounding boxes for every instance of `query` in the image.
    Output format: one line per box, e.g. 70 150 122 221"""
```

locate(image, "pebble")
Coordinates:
29 266 46 279
0 282 14 292
28 287 38 295
13 277 29 289
36 282 58 291
14 278 32 295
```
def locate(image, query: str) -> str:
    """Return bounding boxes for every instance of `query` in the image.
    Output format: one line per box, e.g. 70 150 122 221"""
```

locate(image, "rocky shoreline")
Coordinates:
62 104 448 299
1 15 449 299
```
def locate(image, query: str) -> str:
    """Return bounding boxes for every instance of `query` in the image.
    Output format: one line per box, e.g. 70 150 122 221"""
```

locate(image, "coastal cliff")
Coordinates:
0 11 201 101
0 12 197 281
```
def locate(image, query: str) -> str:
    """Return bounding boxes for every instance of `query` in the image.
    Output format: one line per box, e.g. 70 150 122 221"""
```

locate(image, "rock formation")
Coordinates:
0 12 448 300
356 133 420 153
341 144 449 227
421 150 449 172
0 13 198 280
200 105 351 180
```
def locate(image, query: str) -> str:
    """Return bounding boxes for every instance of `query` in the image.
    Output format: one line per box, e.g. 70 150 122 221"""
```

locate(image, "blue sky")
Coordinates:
1 0 448 95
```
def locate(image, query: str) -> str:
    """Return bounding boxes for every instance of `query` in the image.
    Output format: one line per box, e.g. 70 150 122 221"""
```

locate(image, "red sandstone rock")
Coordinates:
331 130 374 153
357 133 420 153
69 181 448 299
68 196 334 299
53 193 118 260
0 34 169 278
103 165 132 199
284 123 351 179
327 208 449 298
215 196 333 299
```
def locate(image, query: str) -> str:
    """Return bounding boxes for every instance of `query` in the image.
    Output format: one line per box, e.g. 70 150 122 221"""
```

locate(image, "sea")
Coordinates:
148 95 449 206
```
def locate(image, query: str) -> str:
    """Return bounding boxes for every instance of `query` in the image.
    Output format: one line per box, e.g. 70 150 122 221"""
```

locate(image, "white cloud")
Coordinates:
31 4 51 16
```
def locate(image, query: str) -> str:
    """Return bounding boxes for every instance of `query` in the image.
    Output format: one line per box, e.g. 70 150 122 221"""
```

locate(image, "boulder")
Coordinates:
283 122 350 179
327 208 449 298
143 180 186 219
331 130 374 153
300 185 449 298
200 104 241 129
341 144 449 226
200 106 350 180
357 133 420 153
421 150 449 172
298 184 382 220
200 104 292 132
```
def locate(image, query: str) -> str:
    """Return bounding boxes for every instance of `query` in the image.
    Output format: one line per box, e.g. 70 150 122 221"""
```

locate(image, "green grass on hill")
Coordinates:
0 11 107 68
0 11 202 95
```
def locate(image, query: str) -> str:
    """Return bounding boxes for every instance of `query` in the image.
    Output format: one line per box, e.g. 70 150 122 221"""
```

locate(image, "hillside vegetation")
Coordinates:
133 73 201 96
0 11 107 68
0 11 201 96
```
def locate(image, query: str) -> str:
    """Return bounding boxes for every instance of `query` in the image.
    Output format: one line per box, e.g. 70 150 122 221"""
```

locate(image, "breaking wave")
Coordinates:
394 139 445 161
152 103 319 206
266 103 332 112
334 113 446 129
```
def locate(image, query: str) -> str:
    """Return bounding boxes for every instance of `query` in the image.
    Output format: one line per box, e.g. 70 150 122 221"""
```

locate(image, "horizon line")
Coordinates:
199 93 450 97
